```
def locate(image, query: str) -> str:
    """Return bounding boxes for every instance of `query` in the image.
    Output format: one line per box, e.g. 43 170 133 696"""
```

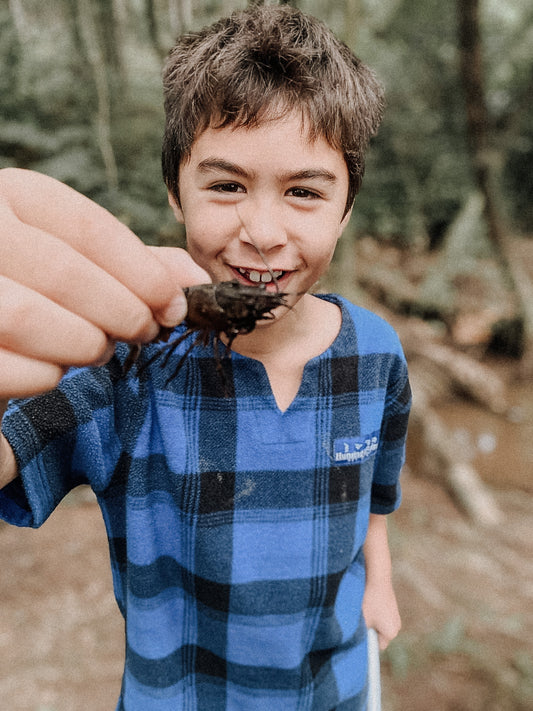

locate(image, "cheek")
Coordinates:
185 228 229 280
307 236 339 269
186 236 212 267
184 216 219 257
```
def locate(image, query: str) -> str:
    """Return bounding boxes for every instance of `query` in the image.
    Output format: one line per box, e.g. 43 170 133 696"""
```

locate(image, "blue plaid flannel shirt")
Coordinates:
0 295 411 710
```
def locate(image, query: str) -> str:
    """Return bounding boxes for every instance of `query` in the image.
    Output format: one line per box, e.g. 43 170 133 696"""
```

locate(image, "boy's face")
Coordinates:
170 111 351 312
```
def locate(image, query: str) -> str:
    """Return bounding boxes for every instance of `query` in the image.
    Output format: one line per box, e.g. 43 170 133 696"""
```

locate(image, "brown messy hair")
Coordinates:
162 4 384 216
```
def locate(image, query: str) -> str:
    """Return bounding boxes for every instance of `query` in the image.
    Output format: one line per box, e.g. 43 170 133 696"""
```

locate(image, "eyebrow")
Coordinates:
197 158 338 184
284 169 338 184
197 158 251 178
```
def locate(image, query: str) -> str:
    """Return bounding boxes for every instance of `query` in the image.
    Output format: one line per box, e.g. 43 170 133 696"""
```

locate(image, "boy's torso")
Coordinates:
0 295 409 709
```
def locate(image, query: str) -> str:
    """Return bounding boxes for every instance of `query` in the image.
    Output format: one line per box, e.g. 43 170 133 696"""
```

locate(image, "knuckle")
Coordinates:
74 328 110 365
0 293 34 342
0 354 63 399
118 303 158 342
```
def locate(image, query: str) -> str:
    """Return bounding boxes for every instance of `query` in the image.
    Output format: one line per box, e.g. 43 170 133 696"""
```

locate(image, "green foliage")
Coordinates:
351 0 533 240
0 0 531 243
350 0 472 241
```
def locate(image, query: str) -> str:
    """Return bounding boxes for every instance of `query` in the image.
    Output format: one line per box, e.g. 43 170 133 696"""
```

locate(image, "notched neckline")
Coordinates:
231 294 346 413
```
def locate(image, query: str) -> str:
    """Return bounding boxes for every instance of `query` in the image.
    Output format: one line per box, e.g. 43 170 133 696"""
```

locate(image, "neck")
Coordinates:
231 293 312 360
232 292 341 364
230 293 342 411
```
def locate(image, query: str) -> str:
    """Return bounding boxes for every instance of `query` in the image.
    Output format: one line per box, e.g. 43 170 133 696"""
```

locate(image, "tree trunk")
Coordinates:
342 0 361 49
169 0 193 36
8 0 29 43
96 0 125 82
457 0 533 375
146 0 166 61
77 0 119 192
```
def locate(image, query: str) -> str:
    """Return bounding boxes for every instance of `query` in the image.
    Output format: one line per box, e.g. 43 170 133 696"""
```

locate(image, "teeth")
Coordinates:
238 268 284 283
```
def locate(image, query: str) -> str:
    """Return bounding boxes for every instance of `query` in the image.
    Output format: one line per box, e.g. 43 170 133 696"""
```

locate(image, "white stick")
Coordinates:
367 628 382 711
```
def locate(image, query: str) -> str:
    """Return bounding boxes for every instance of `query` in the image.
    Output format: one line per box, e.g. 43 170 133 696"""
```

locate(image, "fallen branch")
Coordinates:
413 341 509 415
357 263 422 316
408 379 503 527
382 312 509 415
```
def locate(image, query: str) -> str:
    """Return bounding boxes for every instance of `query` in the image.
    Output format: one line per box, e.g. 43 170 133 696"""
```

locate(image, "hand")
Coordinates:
362 513 401 650
362 576 402 650
0 169 208 398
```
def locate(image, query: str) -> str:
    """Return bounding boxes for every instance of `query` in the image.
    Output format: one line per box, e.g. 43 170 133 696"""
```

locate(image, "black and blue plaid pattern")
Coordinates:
1 295 410 710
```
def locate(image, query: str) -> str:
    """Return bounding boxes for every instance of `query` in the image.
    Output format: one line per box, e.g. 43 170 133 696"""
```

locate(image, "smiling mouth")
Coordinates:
234 267 286 284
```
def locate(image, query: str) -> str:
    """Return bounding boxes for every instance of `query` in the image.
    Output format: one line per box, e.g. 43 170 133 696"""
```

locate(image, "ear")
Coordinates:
338 205 353 236
168 191 185 224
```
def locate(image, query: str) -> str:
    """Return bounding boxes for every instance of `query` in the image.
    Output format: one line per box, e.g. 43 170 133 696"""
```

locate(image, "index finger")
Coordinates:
148 246 211 327
0 169 179 315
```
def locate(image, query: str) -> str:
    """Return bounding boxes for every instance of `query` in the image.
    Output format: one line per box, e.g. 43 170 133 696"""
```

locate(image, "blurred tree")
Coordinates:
76 0 118 191
341 0 533 243
0 0 531 246
146 0 167 60
347 0 473 244
171 0 193 31
458 0 533 372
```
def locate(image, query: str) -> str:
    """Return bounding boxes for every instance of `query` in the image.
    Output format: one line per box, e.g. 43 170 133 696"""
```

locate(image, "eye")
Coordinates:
287 187 320 200
209 182 245 194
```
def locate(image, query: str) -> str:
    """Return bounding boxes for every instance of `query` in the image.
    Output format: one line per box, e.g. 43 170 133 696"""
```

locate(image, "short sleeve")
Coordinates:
0 363 119 528
371 352 411 514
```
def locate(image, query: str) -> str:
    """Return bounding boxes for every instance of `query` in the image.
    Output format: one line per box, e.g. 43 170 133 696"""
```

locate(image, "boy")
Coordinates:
0 5 410 710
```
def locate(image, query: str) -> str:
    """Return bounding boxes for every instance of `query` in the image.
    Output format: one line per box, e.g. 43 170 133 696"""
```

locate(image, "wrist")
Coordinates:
0 434 18 488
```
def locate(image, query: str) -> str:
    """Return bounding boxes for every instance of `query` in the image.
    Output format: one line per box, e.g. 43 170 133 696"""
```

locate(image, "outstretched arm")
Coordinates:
362 513 401 650
0 168 208 398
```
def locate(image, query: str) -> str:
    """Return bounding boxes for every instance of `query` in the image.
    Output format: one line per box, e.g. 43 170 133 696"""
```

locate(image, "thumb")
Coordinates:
148 246 211 327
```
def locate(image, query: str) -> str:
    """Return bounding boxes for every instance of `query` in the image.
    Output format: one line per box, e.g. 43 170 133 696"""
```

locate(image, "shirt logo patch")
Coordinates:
333 432 380 463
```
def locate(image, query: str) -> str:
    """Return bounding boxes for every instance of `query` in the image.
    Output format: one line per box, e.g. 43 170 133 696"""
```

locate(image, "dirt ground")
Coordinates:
0 487 124 711
0 468 531 711
384 473 533 711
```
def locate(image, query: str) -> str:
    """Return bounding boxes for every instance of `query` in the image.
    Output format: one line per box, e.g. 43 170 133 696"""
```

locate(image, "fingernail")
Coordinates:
160 292 187 326
94 340 117 366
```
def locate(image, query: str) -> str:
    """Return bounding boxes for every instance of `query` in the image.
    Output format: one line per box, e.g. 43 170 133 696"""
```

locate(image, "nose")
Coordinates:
236 199 287 253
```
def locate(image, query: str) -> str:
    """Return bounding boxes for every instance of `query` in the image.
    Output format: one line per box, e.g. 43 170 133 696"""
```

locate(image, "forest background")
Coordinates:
0 0 532 710
2 0 533 243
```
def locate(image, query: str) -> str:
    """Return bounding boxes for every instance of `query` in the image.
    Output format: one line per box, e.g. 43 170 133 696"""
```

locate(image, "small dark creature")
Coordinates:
125 280 289 385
